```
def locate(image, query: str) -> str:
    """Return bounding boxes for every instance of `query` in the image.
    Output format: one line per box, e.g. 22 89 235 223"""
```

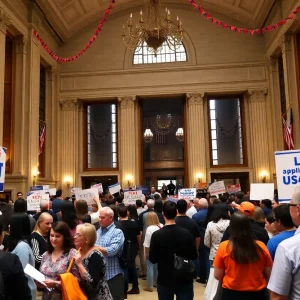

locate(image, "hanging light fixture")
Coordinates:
144 128 154 143
122 0 184 56
175 127 184 143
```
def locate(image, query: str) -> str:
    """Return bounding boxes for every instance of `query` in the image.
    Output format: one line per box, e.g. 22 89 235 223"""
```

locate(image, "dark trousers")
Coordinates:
199 245 210 281
124 261 139 292
222 288 268 300
157 283 193 300
108 273 124 300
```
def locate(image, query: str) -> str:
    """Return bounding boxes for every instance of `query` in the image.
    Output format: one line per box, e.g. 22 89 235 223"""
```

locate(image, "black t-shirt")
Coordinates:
115 220 140 245
167 183 176 195
175 216 200 240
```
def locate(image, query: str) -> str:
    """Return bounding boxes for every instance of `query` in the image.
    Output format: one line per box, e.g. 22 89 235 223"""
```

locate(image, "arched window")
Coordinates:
133 40 187 65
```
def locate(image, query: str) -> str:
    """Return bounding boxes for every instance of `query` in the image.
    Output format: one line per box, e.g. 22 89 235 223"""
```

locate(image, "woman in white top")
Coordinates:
204 204 230 266
143 212 163 292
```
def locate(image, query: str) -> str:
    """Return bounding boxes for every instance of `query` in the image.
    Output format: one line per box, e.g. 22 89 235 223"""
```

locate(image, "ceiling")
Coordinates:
34 0 276 41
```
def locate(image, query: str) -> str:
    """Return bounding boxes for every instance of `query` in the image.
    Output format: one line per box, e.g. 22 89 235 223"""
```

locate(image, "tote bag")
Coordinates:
204 268 222 300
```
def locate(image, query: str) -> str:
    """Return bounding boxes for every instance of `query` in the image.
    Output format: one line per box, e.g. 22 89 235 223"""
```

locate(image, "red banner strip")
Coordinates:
33 0 116 63
188 0 300 35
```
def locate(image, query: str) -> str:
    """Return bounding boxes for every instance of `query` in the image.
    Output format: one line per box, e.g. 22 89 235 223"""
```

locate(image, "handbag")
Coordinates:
204 268 222 300
173 254 195 281
59 251 87 300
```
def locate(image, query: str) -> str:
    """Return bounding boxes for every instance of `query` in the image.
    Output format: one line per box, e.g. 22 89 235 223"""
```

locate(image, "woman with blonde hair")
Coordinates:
31 212 53 269
143 212 163 292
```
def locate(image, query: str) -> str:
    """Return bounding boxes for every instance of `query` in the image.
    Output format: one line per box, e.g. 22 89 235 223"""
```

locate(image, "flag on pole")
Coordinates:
282 108 294 150
39 122 46 155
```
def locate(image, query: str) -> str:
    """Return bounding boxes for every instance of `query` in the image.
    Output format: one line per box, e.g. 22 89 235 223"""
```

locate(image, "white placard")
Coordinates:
124 190 143 205
108 182 121 195
91 183 103 193
0 147 6 192
49 188 56 196
24 264 48 289
208 181 226 196
178 188 197 200
27 193 49 211
250 183 274 201
75 188 99 204
227 184 241 193
71 187 82 195
275 150 300 202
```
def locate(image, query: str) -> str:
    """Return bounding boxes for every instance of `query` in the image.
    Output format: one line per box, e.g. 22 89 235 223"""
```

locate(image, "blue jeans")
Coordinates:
157 283 194 300
146 259 158 288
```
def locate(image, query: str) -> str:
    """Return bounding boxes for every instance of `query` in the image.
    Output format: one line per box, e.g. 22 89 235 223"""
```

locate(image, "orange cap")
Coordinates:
238 201 255 217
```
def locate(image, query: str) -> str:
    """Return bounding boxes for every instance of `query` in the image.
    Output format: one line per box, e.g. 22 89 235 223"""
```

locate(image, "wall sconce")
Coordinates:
32 169 40 186
196 173 203 183
125 174 133 187
64 176 72 188
260 171 268 183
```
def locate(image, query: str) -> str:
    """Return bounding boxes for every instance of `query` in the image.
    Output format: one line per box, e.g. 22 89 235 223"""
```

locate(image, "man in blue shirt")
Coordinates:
192 198 208 223
51 190 64 214
96 206 125 300
267 204 296 260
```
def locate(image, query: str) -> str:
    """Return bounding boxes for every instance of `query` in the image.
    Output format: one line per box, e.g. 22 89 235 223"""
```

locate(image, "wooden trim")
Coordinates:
138 98 143 185
207 94 248 168
183 97 188 186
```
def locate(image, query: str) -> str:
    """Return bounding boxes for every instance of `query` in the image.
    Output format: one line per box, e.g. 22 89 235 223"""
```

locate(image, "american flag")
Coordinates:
38 123 46 155
282 108 294 150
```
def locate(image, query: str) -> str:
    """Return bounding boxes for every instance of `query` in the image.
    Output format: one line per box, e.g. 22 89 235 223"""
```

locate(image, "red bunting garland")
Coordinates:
33 0 116 63
188 0 300 35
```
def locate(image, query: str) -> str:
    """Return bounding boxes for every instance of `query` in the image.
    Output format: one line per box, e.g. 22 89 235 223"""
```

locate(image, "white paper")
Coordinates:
108 183 121 195
24 263 47 287
49 188 56 196
124 191 142 205
75 188 99 204
250 183 274 201
208 181 226 196
27 193 49 211
91 183 103 193
178 188 197 200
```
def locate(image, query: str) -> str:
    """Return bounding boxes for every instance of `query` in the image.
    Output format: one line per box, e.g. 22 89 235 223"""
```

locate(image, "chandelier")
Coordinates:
122 0 184 55
144 128 154 143
175 128 184 143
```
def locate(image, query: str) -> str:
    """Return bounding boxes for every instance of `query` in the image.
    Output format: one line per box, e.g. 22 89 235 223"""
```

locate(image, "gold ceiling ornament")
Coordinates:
122 0 184 56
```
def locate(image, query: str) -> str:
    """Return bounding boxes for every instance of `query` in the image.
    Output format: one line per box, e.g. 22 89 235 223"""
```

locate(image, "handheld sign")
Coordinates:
49 188 56 196
178 188 197 200
91 183 103 193
208 181 226 196
75 188 99 205
30 185 49 192
27 193 49 211
250 183 274 201
275 150 300 202
71 187 82 195
108 183 121 195
124 190 142 205
0 147 6 192
227 184 241 194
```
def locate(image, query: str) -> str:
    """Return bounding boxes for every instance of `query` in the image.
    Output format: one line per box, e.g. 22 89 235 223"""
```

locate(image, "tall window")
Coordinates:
85 103 118 169
133 41 187 65
209 97 245 166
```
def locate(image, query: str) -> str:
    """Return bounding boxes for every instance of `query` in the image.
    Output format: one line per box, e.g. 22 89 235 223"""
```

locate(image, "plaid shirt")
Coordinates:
95 222 124 280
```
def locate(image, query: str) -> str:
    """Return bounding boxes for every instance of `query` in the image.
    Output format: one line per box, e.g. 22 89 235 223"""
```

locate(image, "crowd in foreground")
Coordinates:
0 187 299 300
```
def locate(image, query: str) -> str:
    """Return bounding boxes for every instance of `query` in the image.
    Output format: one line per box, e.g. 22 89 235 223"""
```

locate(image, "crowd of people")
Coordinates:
0 186 299 300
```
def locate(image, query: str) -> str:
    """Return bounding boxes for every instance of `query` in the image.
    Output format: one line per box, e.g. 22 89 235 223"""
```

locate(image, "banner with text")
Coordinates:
178 188 197 200
108 183 121 195
75 188 99 205
30 185 49 192
124 190 143 205
0 147 6 192
250 183 274 201
27 193 49 211
275 150 300 202
227 184 241 194
71 187 82 195
91 183 103 193
208 181 226 196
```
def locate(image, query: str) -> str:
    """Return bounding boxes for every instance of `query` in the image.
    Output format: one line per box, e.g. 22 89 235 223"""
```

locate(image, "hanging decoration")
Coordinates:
91 126 110 144
187 0 300 35
33 0 116 63
216 117 239 138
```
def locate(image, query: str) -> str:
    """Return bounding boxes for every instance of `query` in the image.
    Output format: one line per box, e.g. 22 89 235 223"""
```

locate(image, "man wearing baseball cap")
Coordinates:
221 201 269 244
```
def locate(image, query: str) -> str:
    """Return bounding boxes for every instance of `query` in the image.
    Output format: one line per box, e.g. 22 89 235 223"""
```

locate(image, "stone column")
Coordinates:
60 99 82 196
248 90 271 182
0 10 10 145
118 96 139 188
13 35 27 176
186 93 207 187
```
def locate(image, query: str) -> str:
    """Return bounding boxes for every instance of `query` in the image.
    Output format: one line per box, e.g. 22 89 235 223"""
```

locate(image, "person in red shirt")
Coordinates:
214 212 272 300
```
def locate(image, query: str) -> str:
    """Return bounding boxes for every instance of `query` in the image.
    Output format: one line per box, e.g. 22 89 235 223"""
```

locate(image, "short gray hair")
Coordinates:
100 207 114 217
40 199 49 209
292 192 300 204
147 199 155 208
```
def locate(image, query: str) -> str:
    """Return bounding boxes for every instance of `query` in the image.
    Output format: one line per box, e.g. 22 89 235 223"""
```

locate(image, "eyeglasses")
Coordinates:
288 204 298 208
74 233 83 238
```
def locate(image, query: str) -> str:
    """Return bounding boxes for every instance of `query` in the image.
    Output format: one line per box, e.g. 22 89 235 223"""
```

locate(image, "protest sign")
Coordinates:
227 184 241 194
275 150 300 202
71 187 82 195
75 188 99 205
124 190 143 205
49 188 56 196
195 182 207 189
178 188 197 200
0 147 6 192
108 183 121 195
30 185 49 192
91 183 103 193
250 183 274 201
208 181 226 196
27 193 49 211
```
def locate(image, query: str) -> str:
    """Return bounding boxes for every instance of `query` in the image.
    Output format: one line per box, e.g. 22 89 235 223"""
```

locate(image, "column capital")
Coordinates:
186 93 205 105
0 10 11 34
15 35 27 54
280 32 293 52
266 57 277 73
118 96 136 109
60 98 82 111
247 89 268 103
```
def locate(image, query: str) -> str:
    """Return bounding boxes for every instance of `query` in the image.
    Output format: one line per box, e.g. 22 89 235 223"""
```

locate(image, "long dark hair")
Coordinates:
47 221 73 254
127 205 138 220
60 201 77 229
8 213 32 252
205 204 230 225
228 212 264 264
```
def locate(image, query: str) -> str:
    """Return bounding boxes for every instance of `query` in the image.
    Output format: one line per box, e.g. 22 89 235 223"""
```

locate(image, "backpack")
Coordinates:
0 271 4 300
118 239 132 269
